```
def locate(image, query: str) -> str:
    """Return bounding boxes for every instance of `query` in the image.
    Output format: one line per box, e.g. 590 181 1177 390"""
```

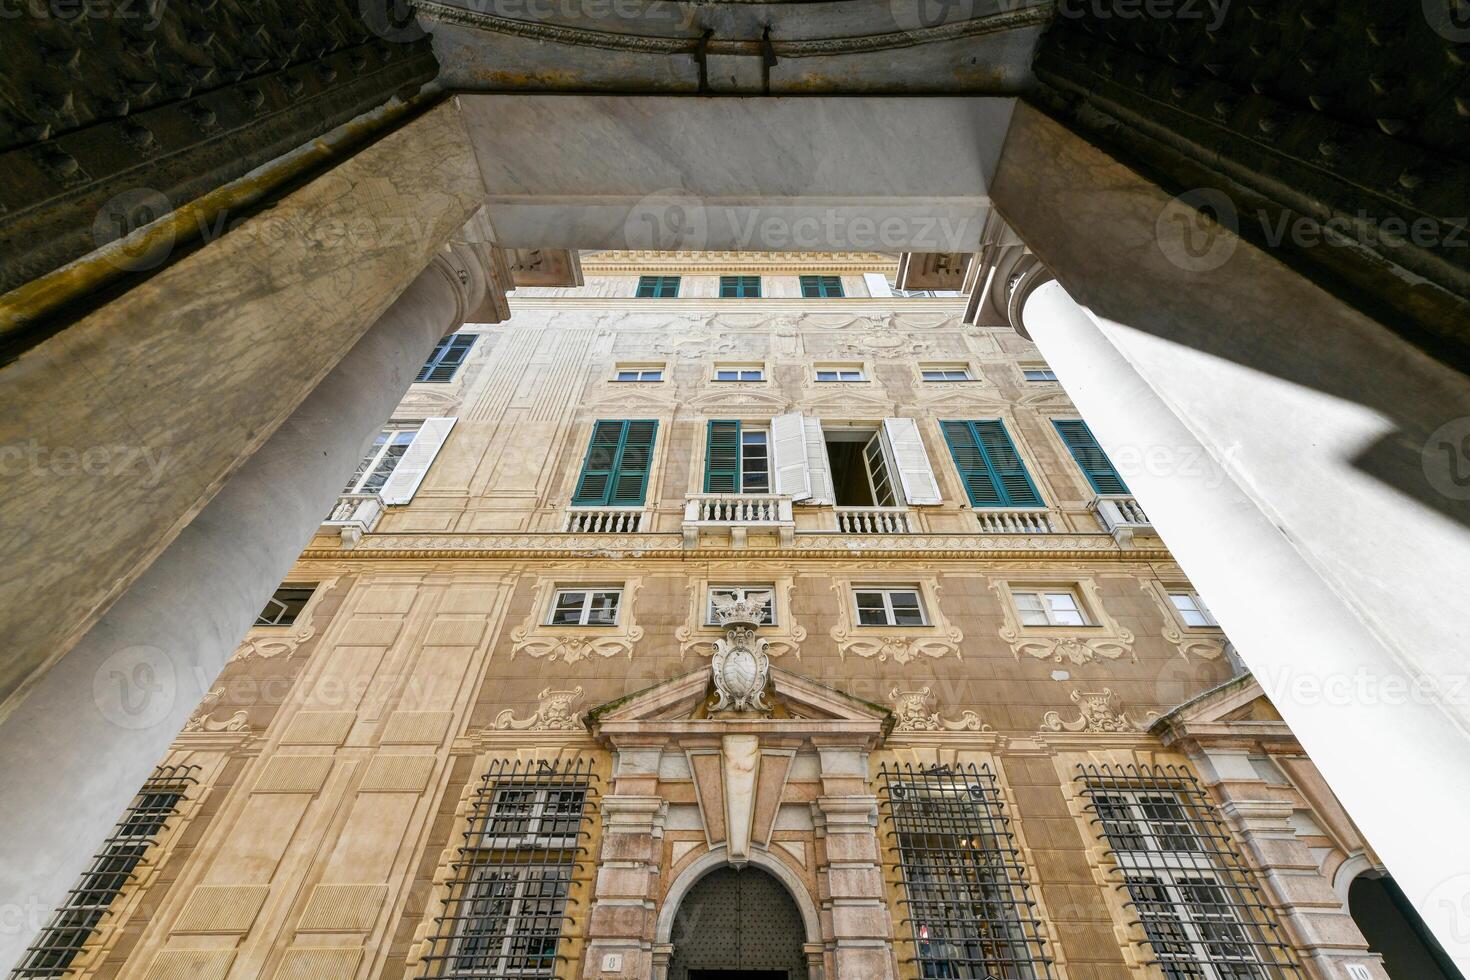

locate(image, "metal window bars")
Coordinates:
10 764 198 979
418 758 599 979
1075 764 1305 980
879 762 1056 980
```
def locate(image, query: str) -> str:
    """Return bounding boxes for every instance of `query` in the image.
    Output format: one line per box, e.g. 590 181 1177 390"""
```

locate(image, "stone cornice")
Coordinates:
579 251 898 275
300 531 1169 562
506 296 968 312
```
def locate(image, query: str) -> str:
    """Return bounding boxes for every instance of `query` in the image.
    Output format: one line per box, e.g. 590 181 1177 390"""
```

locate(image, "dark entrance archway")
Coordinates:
667 866 809 980
1349 873 1465 980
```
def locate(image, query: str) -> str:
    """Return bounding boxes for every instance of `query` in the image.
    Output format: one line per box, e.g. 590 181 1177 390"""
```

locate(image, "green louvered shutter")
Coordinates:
705 420 741 493
610 420 658 505
573 420 659 505
573 421 623 504
1052 419 1129 494
941 420 1043 507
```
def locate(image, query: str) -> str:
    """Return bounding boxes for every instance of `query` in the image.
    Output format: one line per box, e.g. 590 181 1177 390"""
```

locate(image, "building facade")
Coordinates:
20 254 1423 980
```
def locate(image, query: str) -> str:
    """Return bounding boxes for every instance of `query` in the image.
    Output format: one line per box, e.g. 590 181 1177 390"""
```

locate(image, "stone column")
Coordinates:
1005 275 1470 975
991 101 1470 972
0 239 501 973
584 740 668 980
812 741 894 980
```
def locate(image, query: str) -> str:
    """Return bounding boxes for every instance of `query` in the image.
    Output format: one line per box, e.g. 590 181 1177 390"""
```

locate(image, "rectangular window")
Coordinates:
254 585 316 627
1077 764 1305 980
344 424 419 494
799 274 844 297
548 588 621 626
421 758 594 980
703 421 770 493
1023 368 1058 382
815 363 865 382
882 762 1055 980
1053 419 1129 495
940 420 1044 507
417 332 477 383
921 364 974 382
714 363 765 382
13 766 196 979
614 364 664 382
1012 589 1089 627
571 420 658 506
719 275 761 298
706 586 776 625
636 275 680 298
1169 590 1219 628
853 587 927 626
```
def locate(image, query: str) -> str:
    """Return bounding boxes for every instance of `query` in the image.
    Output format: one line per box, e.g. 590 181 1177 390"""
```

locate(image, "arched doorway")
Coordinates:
1348 873 1465 980
666 866 809 980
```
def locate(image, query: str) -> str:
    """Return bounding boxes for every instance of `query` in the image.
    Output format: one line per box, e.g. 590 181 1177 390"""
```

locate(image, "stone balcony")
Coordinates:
682 493 795 549
833 506 913 535
974 508 1056 535
321 493 384 549
565 507 646 533
1090 494 1154 547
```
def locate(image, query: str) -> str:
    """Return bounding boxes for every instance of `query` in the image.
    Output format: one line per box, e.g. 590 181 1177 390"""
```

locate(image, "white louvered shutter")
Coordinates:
771 412 811 501
863 272 893 297
803 417 835 505
882 417 942 505
379 417 457 505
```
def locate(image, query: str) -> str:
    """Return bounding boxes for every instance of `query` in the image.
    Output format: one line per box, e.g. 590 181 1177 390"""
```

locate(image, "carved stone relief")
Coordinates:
1041 689 1156 733
888 688 990 732
182 688 251 733
494 687 585 730
675 579 805 660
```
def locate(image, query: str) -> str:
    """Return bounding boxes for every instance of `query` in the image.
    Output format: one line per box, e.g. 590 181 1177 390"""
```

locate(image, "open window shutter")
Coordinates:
863 272 892 297
379 417 456 504
881 418 942 505
803 417 835 505
771 412 811 501
573 421 624 505
974 420 1043 506
704 420 741 493
1053 419 1129 494
610 420 657 505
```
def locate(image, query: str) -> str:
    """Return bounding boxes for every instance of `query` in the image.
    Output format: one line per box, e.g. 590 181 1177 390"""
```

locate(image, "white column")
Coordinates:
1019 279 1470 974
0 243 494 972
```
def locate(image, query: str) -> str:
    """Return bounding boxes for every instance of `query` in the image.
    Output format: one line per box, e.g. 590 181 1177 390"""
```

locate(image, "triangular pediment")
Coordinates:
586 666 892 736
1018 389 1079 410
585 387 681 411
913 389 1012 414
803 388 896 415
1151 675 1290 739
685 388 791 414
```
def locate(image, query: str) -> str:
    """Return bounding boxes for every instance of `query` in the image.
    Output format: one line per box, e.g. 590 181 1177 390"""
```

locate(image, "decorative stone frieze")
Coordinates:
493 687 585 731
1041 689 1153 733
887 688 990 733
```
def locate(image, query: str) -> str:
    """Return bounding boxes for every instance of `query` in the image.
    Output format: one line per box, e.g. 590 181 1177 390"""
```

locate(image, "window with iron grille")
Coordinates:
1076 764 1305 980
418 759 596 980
418 333 478 383
880 762 1055 980
13 766 197 979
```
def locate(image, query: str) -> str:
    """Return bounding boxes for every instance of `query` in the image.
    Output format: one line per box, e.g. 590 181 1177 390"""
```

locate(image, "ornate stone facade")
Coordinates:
57 257 1393 980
